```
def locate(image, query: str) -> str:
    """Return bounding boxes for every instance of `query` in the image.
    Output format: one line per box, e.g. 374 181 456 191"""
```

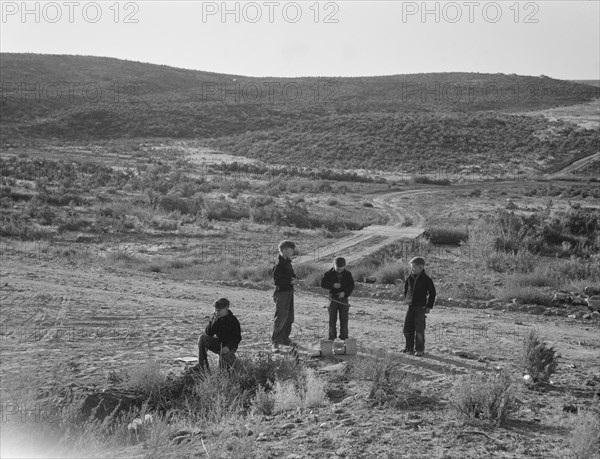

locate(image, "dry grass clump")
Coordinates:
251 367 328 415
496 285 554 306
451 370 516 425
351 350 419 408
372 261 407 285
569 407 600 459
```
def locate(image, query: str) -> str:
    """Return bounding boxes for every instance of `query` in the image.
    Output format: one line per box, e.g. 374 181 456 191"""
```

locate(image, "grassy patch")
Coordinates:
570 409 600 459
451 370 516 425
496 285 553 306
372 261 407 285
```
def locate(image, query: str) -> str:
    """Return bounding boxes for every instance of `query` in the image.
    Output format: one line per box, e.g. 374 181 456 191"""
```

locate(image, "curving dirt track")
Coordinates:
294 189 436 267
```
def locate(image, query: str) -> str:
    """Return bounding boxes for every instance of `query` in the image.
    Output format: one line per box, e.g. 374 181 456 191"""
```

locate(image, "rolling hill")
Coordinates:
1 53 598 175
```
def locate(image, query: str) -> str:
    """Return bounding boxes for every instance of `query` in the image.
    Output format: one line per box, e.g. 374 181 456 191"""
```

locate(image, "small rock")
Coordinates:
568 314 576 319
583 314 591 319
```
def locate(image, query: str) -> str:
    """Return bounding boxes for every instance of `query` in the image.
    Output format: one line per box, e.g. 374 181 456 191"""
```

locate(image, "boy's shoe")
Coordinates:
402 348 415 354
415 351 424 357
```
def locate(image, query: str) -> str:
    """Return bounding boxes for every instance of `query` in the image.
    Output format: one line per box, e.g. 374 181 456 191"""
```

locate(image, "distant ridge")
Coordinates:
569 80 600 88
1 53 598 176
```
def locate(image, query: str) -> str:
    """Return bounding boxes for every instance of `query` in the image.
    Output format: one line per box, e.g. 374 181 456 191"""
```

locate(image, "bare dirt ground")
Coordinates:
1 247 599 458
524 99 600 131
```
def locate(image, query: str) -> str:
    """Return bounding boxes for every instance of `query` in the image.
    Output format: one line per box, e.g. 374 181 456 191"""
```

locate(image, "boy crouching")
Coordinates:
191 298 242 372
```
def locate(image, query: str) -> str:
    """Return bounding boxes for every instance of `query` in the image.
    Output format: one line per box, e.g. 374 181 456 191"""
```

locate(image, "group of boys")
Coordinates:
190 240 436 372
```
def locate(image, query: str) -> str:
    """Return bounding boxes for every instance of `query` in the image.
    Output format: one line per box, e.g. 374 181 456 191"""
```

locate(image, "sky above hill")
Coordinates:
1 1 598 79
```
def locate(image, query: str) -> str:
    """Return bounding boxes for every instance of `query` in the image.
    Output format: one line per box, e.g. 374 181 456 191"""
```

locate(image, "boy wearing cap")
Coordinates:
192 297 242 372
403 257 436 356
272 240 298 353
321 257 355 341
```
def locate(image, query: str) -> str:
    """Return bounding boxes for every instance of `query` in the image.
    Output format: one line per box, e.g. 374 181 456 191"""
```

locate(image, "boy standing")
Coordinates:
272 240 298 353
403 257 436 356
193 298 242 371
321 257 355 341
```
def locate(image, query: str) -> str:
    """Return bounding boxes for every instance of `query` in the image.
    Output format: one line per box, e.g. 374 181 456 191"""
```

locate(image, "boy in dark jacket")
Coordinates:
272 240 298 353
403 257 436 356
321 257 355 341
193 298 242 371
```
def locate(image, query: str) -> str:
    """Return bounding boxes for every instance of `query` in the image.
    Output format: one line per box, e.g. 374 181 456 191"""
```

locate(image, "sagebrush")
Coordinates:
451 370 516 425
521 329 559 385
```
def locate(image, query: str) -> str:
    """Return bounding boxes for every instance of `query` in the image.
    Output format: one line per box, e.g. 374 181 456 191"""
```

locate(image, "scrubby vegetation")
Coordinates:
451 370 517 425
521 329 559 386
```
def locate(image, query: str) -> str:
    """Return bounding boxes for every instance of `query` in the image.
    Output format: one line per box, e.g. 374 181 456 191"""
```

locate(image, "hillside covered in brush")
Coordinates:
1 53 598 174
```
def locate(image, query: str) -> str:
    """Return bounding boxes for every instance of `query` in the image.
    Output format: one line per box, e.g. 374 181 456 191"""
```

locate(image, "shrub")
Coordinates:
451 370 516 425
57 218 89 233
424 227 468 245
447 277 493 300
181 369 246 425
272 380 303 414
302 368 327 409
570 409 600 459
413 175 451 186
496 284 553 306
521 329 558 386
486 250 537 274
124 362 166 396
237 352 305 394
506 267 556 288
151 218 178 232
351 351 416 408
239 264 274 282
349 262 377 283
373 261 407 285
248 363 326 415
159 195 202 215
0 216 54 240
294 262 324 287
251 385 274 415
104 250 138 266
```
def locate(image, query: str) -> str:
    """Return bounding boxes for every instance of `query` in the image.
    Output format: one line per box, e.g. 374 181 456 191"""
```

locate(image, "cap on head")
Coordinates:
214 298 230 310
278 240 296 251
334 257 346 267
409 256 426 266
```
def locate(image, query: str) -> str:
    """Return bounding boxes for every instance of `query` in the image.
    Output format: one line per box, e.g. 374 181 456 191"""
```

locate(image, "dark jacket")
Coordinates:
273 255 296 292
205 310 242 350
404 270 436 308
321 268 355 300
